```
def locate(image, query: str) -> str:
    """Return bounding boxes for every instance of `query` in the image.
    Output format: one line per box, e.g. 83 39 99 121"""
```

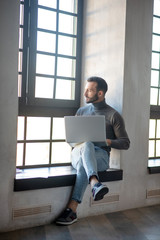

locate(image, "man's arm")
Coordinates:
107 112 130 150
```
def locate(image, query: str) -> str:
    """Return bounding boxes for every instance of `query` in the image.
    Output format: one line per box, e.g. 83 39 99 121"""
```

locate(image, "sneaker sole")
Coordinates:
56 218 77 226
94 187 109 201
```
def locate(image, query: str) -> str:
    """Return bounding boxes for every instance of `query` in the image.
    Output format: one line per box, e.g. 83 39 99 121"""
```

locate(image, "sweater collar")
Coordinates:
92 99 107 110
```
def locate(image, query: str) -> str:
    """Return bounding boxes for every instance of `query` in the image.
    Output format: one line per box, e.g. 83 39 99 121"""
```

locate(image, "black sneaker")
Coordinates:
55 208 77 225
92 182 109 201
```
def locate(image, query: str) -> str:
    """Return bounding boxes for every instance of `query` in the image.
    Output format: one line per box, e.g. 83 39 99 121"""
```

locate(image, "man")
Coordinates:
55 76 130 225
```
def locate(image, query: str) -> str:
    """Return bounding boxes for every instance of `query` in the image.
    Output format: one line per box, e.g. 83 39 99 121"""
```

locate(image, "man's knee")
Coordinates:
83 141 94 150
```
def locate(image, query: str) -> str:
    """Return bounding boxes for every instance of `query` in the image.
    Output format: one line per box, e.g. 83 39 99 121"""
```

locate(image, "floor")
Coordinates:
0 205 160 240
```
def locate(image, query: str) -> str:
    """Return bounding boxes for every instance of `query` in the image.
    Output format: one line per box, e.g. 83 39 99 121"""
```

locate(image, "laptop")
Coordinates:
64 115 107 147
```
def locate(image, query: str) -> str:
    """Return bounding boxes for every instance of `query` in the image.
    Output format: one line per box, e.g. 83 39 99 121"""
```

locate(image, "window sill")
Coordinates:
148 166 160 174
14 166 123 191
148 159 160 174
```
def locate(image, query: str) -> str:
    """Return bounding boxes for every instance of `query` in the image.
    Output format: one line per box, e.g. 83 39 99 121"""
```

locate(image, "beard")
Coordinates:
85 92 99 103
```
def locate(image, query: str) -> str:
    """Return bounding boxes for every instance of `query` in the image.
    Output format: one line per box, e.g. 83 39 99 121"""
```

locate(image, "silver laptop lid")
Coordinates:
64 115 106 146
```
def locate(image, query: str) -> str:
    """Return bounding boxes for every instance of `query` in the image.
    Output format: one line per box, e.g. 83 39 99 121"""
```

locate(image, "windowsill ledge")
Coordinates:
14 166 123 191
148 159 160 174
148 166 160 174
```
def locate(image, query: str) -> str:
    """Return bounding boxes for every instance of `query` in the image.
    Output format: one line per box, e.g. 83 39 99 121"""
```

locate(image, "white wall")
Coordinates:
0 0 159 232
0 0 19 231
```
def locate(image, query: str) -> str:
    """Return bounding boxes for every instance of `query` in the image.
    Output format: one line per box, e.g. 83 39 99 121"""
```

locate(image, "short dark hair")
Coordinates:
87 76 108 95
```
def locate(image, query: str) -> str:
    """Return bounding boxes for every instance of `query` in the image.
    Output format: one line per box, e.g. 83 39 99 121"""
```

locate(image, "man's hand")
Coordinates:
106 139 111 146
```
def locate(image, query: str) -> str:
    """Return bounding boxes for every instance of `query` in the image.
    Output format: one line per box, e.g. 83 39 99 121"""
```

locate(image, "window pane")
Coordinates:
149 119 156 138
149 140 155 157
150 87 158 105
59 13 77 35
18 52 23 72
18 74 22 97
154 0 160 16
52 118 65 139
57 57 76 77
16 143 24 166
37 31 56 53
36 54 55 75
58 35 76 56
156 140 160 157
156 120 160 138
151 52 159 69
26 143 49 165
51 142 71 164
38 8 56 31
55 79 75 100
152 35 160 52
35 76 54 99
19 28 23 49
59 0 77 13
153 17 160 34
26 117 51 140
17 116 25 140
19 4 24 25
38 0 56 9
151 70 159 87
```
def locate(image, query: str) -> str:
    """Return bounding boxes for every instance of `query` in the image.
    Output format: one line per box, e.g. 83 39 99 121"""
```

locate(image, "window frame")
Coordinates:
18 0 83 117
149 0 160 169
17 0 83 169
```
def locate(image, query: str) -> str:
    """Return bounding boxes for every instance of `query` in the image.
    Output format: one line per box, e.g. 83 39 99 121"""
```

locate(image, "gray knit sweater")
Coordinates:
76 100 130 150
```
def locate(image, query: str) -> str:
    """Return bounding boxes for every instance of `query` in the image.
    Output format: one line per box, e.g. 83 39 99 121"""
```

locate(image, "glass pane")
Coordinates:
153 17 160 34
51 142 71 164
59 0 77 13
156 140 160 157
59 13 77 35
18 52 23 72
55 79 75 100
152 35 160 52
57 57 76 77
17 116 25 140
18 74 22 97
26 143 49 165
150 88 158 105
26 117 51 140
52 118 65 139
16 143 23 166
149 140 155 157
35 76 54 99
36 54 55 75
38 8 56 31
154 0 160 16
37 31 56 53
19 28 23 49
149 119 156 138
156 120 160 138
19 4 24 25
58 35 76 56
151 52 159 69
38 0 57 8
151 70 159 87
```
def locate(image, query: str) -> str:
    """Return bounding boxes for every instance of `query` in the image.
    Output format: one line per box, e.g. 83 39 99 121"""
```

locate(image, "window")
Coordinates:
149 0 160 167
17 0 83 168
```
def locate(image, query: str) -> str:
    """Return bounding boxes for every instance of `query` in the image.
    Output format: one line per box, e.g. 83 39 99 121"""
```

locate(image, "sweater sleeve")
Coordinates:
110 112 130 150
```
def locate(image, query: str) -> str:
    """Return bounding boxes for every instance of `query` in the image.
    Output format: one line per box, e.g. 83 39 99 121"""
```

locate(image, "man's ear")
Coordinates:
98 90 103 97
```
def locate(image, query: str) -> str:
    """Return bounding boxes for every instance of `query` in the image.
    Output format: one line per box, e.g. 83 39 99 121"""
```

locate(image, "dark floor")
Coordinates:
0 205 160 240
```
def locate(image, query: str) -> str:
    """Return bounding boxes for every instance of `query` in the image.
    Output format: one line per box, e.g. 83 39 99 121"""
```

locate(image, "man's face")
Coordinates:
84 82 99 103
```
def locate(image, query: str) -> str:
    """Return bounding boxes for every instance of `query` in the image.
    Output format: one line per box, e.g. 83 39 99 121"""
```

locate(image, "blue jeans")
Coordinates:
71 142 109 203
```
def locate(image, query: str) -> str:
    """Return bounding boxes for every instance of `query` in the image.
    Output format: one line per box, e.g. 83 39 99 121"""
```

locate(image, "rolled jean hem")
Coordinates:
71 197 81 204
88 172 99 183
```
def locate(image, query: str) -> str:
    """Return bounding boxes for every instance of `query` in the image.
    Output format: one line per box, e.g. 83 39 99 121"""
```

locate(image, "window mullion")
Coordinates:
27 0 38 105
53 0 59 99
